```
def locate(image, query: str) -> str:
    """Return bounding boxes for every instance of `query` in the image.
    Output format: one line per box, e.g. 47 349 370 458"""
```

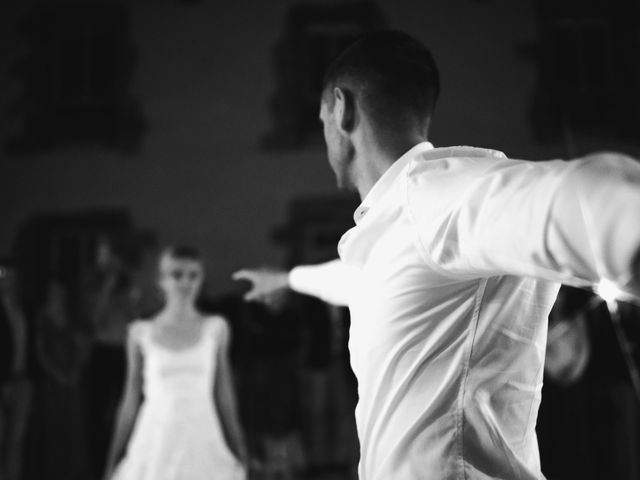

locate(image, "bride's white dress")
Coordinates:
113 316 246 480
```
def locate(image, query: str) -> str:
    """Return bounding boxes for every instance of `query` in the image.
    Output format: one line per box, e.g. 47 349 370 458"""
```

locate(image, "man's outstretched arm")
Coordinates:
232 258 356 307
545 153 640 300
411 152 640 301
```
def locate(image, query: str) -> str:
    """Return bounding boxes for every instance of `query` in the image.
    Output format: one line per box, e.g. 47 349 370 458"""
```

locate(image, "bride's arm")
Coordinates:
214 318 249 468
103 323 144 480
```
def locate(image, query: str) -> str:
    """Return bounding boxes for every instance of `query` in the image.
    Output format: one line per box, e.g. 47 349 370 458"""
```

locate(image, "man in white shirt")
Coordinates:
233 31 640 479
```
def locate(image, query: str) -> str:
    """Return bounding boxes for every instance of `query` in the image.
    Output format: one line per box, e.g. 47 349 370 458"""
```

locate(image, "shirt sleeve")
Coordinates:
289 259 356 306
408 152 640 297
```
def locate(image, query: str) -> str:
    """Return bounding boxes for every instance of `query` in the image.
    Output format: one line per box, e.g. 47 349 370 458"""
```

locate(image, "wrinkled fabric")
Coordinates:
113 318 245 480
290 143 640 479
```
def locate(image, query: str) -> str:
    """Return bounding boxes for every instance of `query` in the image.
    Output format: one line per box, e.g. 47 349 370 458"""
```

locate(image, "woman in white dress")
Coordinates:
103 246 248 480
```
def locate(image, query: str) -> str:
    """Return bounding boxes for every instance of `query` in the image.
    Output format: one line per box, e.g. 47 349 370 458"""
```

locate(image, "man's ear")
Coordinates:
333 87 355 135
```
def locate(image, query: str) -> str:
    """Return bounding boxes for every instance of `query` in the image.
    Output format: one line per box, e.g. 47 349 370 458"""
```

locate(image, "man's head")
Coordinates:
319 30 440 189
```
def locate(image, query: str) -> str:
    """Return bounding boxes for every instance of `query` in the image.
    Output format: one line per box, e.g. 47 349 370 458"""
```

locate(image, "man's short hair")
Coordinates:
322 30 440 133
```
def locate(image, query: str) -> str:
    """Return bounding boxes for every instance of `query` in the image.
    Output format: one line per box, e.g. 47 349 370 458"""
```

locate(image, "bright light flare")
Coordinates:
595 279 623 306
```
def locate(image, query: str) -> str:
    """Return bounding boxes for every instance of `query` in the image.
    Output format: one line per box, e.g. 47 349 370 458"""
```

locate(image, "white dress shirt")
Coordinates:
289 142 640 479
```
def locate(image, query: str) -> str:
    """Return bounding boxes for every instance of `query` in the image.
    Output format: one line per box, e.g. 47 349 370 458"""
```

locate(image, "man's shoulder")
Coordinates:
417 145 508 163
401 146 570 222
407 145 508 180
404 145 511 194
406 145 568 186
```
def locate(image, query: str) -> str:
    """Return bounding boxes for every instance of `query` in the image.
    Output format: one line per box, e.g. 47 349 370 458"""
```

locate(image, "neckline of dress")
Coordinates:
147 319 209 354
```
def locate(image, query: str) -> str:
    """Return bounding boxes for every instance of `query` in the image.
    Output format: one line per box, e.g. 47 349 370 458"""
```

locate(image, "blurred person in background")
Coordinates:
538 286 640 479
35 279 92 480
83 236 141 479
103 246 247 480
537 286 594 480
248 290 305 479
0 259 32 480
544 286 591 386
298 298 358 478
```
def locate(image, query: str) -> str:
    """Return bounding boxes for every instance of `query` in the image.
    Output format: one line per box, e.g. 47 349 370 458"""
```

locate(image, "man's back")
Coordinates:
337 143 593 479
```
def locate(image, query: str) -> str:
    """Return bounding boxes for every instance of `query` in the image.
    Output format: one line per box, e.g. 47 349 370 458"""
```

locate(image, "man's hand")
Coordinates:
231 267 290 302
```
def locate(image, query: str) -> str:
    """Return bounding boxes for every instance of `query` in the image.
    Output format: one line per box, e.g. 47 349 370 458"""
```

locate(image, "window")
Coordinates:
263 1 385 149
6 3 145 154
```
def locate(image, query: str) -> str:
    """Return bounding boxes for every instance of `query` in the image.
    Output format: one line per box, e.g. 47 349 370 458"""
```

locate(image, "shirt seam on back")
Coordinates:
400 151 485 477
457 277 487 480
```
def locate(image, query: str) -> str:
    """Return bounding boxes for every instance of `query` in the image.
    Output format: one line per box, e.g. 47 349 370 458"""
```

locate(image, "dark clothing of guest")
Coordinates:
84 343 126 478
0 305 15 383
35 321 90 480
0 298 31 480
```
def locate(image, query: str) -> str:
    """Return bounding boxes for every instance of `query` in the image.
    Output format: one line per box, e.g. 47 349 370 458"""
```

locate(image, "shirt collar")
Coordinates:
353 141 434 224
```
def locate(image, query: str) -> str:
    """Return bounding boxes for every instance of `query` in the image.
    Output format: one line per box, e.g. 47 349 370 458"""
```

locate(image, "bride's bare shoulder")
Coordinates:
127 319 151 345
201 314 231 341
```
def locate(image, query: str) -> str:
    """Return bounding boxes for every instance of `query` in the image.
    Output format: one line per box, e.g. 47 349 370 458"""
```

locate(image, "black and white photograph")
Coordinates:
1 1 639 479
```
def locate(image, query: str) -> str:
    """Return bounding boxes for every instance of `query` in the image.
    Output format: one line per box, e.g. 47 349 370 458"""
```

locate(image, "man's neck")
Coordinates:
354 132 427 199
